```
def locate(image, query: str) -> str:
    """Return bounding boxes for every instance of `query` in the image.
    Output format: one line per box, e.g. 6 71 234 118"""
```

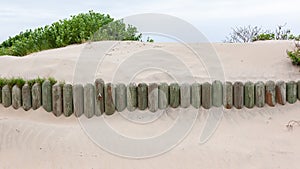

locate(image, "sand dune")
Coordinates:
0 41 300 169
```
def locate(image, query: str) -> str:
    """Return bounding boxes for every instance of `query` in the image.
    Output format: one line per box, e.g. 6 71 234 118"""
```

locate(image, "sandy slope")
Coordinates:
0 41 300 169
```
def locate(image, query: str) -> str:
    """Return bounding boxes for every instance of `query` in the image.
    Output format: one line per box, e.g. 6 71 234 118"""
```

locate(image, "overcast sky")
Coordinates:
0 0 299 42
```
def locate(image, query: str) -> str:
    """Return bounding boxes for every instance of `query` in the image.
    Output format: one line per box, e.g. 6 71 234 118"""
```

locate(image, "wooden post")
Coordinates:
223 82 233 109
212 80 222 107
115 83 127 112
52 83 63 117
95 79 105 116
148 83 158 112
202 82 212 109
105 83 115 115
265 81 276 107
63 84 73 117
255 81 265 107
22 84 31 111
169 83 180 108
180 83 190 108
32 83 42 110
158 83 169 109
73 84 84 117
275 81 286 105
12 85 21 109
2 85 11 108
84 83 95 118
244 81 254 108
42 80 52 112
127 83 137 111
233 82 244 109
287 81 297 104
137 83 148 110
191 83 201 109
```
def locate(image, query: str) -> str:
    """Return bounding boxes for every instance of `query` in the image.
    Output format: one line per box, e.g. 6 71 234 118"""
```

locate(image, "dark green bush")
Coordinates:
0 11 141 56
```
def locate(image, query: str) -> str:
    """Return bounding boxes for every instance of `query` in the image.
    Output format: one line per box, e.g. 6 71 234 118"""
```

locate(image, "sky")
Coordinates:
0 0 300 42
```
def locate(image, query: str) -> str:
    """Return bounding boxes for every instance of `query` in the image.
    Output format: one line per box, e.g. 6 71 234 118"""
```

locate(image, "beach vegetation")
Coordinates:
0 11 141 56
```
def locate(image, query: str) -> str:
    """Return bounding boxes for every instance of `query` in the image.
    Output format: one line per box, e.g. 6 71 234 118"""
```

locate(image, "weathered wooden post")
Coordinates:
169 83 180 108
127 83 137 111
265 81 276 107
223 82 233 109
2 85 11 108
22 83 31 111
84 83 95 118
202 82 212 109
286 81 297 104
158 83 169 109
95 79 105 116
12 85 21 109
137 83 148 110
73 84 84 117
52 83 63 117
255 81 265 107
115 83 127 112
233 82 243 109
105 83 115 115
32 83 42 110
42 80 52 112
180 83 190 108
148 83 158 112
0 86 2 104
244 81 254 108
212 80 222 107
63 84 73 117
191 83 201 109
298 80 300 100
275 81 286 105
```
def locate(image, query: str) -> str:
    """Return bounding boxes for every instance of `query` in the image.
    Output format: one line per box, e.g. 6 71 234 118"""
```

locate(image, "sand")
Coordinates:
0 40 300 168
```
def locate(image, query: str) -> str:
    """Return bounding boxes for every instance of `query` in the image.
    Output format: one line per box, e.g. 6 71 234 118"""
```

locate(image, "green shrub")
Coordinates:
0 77 59 89
0 11 141 56
287 44 300 66
253 33 275 41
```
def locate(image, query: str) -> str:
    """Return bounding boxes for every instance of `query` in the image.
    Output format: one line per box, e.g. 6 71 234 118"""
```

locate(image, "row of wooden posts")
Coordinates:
1 79 300 118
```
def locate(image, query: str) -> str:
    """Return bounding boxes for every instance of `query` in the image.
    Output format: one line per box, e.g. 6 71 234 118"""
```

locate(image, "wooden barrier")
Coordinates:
1 79 300 117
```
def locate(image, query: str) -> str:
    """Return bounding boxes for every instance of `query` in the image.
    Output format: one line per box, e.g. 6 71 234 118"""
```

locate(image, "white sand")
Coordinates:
0 40 300 168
